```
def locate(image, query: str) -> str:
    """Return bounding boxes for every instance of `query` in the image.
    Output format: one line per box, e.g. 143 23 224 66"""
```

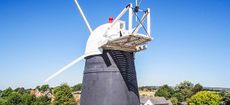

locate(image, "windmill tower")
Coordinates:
45 0 152 105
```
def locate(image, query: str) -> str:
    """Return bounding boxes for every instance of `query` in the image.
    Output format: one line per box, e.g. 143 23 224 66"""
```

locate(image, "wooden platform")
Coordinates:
101 34 152 52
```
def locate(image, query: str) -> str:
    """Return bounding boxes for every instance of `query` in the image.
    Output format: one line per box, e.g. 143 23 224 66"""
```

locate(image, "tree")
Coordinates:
53 83 77 105
34 95 51 105
14 87 29 95
193 83 203 94
188 91 222 105
1 87 13 98
170 97 178 105
0 90 2 98
21 94 36 105
175 81 194 101
176 81 193 89
172 92 184 102
6 92 22 105
221 91 230 105
155 85 174 100
40 84 50 92
0 98 7 105
139 86 156 91
36 86 41 91
72 83 82 92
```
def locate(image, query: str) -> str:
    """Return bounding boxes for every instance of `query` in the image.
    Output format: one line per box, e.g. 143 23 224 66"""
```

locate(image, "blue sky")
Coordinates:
0 0 230 89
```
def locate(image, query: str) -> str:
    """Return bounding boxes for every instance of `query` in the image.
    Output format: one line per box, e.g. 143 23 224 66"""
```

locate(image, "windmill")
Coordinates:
45 0 152 105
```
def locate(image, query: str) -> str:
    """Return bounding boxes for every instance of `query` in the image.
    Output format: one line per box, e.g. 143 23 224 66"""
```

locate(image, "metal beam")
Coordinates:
147 8 151 36
109 4 131 29
128 4 133 33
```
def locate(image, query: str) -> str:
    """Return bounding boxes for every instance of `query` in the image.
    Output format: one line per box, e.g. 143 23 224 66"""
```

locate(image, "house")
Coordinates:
72 91 81 105
30 89 43 97
140 96 172 105
179 102 187 105
30 89 53 98
43 90 53 98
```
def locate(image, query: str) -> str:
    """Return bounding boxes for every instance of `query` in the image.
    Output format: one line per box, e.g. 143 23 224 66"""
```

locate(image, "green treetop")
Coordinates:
188 91 222 105
155 85 174 100
53 83 77 105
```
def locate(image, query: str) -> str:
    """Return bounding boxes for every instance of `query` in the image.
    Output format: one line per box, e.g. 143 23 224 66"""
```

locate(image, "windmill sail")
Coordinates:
74 0 92 33
45 55 85 82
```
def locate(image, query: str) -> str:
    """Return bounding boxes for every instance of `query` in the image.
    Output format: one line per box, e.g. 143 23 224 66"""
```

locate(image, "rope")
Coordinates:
133 12 149 36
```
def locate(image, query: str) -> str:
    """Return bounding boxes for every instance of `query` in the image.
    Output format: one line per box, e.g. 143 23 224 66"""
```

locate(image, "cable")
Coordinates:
138 0 143 7
133 12 149 36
